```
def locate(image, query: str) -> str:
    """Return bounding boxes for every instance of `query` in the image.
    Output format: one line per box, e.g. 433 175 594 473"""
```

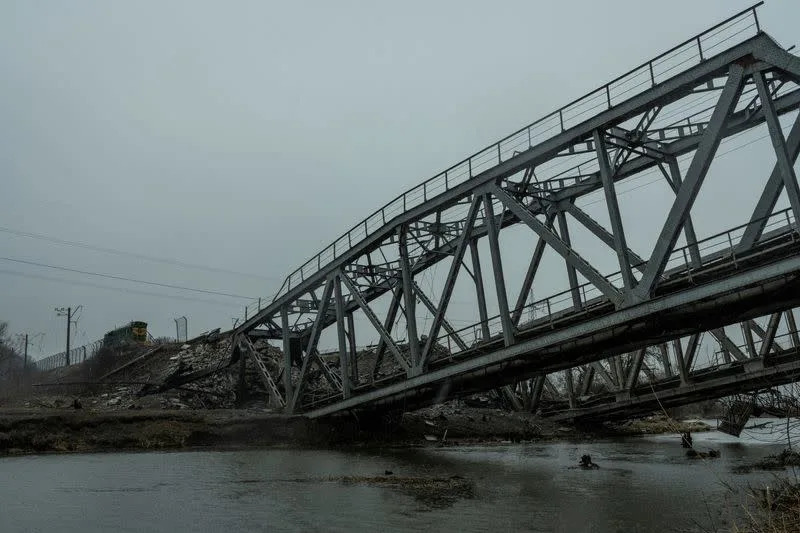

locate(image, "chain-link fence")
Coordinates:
34 339 103 372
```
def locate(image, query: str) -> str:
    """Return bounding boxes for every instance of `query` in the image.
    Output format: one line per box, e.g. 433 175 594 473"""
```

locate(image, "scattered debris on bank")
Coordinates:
607 415 711 435
0 334 726 455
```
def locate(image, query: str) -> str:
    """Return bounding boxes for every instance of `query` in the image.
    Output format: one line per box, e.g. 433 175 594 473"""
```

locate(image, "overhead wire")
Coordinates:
0 256 253 300
0 225 280 281
0 267 243 308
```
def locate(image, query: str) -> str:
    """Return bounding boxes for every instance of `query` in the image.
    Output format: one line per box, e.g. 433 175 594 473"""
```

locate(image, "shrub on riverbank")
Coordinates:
735 479 800 532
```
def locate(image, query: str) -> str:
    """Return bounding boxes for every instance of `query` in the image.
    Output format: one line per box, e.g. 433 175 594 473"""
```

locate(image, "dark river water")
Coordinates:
1 422 797 532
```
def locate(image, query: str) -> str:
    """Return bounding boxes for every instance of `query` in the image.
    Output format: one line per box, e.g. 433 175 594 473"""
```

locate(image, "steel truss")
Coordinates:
521 307 800 419
231 5 800 418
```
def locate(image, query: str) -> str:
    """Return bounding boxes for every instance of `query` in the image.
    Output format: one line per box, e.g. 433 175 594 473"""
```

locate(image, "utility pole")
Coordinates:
55 305 81 366
14 333 42 374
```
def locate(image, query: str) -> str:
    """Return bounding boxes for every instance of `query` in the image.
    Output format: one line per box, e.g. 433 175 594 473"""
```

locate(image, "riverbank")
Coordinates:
0 409 316 455
0 405 711 456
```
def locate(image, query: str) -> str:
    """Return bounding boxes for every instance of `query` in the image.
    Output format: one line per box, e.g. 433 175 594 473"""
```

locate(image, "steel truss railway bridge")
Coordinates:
229 4 800 420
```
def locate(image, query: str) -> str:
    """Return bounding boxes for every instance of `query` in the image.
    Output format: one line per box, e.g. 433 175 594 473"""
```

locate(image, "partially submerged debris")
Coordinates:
747 449 800 471
686 449 719 459
332 474 474 508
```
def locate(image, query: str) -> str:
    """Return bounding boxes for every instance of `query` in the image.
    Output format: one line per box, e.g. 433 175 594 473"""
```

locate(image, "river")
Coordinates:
1 420 797 532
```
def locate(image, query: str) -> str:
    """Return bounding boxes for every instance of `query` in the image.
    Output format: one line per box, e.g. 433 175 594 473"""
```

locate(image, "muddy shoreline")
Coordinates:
0 406 711 457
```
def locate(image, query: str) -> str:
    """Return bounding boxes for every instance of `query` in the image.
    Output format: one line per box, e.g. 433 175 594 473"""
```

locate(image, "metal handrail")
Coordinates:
242 4 763 319
435 207 796 350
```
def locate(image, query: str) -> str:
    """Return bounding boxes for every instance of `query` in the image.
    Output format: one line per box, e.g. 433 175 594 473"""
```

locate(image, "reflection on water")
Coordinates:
0 421 796 532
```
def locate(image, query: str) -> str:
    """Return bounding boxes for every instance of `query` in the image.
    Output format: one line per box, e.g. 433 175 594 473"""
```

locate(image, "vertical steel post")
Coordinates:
281 305 293 410
564 369 577 409
742 322 757 358
556 211 582 310
482 194 514 346
398 226 420 367
66 307 71 366
529 375 545 413
346 312 358 384
333 274 351 398
469 239 491 341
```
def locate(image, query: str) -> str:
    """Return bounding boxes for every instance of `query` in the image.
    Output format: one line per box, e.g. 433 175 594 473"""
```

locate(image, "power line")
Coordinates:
0 267 243 308
0 225 280 281
0 256 253 299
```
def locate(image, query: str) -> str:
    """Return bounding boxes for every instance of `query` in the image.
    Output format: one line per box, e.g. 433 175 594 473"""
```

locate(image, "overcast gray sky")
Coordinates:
1 1 798 358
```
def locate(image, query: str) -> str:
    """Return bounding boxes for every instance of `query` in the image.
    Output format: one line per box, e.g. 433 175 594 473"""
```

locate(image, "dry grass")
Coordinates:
730 479 800 533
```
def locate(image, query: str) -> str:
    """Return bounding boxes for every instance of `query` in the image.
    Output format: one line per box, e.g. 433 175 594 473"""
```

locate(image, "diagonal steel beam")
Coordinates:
372 286 403 379
591 361 618 390
625 348 647 390
561 201 647 272
759 312 782 359
711 328 748 362
738 112 800 250
665 158 702 267
289 278 335 412
421 196 482 368
579 366 595 396
754 71 800 230
786 310 800 349
339 272 410 375
635 65 745 298
492 186 623 306
412 281 469 352
659 344 674 377
749 317 785 353
594 129 635 290
529 375 546 413
511 212 555 326
684 333 700 372
672 339 690 384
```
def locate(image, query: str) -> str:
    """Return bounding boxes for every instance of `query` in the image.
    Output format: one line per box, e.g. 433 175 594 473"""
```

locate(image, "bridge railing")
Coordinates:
433 207 796 357
241 4 763 319
713 328 800 362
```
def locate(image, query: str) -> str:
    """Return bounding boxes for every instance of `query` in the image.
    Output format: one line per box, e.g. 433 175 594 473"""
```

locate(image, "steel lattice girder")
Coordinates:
232 20 800 415
239 33 799 337
538 309 800 421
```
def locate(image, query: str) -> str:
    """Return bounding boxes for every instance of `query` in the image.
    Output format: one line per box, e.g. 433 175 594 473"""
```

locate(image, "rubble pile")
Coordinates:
27 333 503 415
28 335 292 411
